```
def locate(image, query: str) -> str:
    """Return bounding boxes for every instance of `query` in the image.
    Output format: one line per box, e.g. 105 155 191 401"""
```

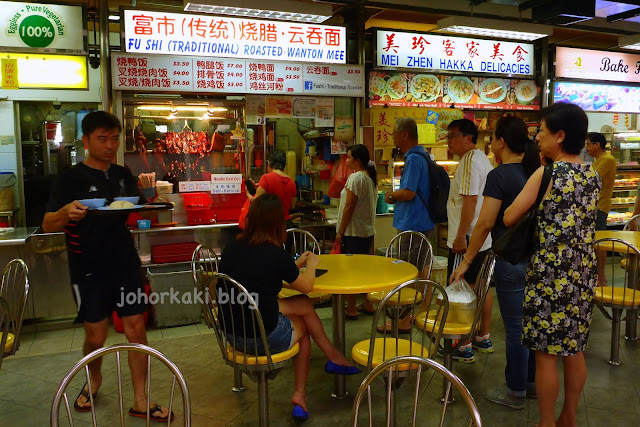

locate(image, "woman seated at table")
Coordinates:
219 194 360 421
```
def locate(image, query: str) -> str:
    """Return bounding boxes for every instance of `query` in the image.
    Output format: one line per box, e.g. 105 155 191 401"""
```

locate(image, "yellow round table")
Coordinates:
595 230 640 342
311 254 418 398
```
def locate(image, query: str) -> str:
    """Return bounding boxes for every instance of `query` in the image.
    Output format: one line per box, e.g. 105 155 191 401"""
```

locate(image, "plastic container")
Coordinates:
152 241 200 264
147 264 202 328
376 191 389 214
182 192 217 225
0 172 16 212
448 302 476 324
137 219 151 229
430 256 448 286
156 181 173 194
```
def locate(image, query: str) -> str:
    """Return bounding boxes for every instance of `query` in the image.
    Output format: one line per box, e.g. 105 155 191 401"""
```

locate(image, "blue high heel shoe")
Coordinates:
292 405 309 421
324 360 362 375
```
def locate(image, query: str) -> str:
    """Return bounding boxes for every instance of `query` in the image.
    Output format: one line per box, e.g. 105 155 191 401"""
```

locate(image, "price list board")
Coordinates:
112 53 364 97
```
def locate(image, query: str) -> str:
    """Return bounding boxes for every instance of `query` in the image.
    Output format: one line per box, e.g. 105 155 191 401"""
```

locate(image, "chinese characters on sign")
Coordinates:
211 174 242 194
178 181 211 193
112 54 364 96
376 31 534 76
371 107 463 146
1 59 18 89
123 10 346 64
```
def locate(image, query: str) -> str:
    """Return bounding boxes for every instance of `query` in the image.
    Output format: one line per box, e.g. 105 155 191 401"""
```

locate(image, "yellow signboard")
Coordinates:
370 107 463 147
1 59 18 89
0 53 87 89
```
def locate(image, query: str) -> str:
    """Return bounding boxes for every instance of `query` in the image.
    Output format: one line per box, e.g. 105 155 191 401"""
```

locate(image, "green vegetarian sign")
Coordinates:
1 2 84 51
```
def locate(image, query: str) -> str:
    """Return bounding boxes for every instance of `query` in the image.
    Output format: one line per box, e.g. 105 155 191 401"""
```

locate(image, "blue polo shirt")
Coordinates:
392 145 434 232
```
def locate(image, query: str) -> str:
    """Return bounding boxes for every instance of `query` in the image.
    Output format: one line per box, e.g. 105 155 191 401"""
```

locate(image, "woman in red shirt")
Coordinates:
255 150 297 225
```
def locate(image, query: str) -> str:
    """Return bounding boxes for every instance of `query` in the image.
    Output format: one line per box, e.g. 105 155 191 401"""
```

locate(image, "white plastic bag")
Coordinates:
439 279 477 324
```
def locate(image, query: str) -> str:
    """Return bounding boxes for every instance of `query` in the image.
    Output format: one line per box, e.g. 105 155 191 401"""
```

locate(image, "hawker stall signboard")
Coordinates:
112 53 364 97
376 30 534 76
369 71 540 111
556 47 640 83
123 10 346 64
0 1 85 53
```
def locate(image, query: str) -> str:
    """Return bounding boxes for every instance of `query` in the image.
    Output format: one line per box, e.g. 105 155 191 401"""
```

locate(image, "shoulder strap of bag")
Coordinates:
534 164 553 208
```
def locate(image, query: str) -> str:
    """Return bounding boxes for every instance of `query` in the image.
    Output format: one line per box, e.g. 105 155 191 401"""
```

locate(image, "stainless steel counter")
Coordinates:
0 227 38 246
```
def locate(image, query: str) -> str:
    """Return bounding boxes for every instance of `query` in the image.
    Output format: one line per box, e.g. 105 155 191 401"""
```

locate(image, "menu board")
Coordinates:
369 71 540 111
112 53 364 97
554 81 640 113
371 107 463 146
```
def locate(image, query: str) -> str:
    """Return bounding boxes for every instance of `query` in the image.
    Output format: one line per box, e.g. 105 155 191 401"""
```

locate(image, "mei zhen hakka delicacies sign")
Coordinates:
376 30 534 76
556 47 640 83
123 10 346 64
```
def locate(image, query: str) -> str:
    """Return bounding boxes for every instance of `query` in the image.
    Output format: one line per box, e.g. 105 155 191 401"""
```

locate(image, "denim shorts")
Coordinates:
226 313 294 356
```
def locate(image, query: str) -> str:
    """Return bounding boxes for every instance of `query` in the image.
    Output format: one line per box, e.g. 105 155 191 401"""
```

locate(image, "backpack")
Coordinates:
410 151 450 224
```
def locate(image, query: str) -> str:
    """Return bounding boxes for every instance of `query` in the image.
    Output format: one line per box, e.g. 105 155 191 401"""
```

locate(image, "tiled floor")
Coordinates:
2 283 640 425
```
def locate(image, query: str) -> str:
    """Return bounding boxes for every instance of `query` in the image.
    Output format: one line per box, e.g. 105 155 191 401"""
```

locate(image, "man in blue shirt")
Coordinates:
385 117 434 236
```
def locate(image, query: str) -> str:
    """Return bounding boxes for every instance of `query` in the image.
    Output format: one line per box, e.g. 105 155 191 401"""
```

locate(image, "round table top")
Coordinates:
310 254 418 294
595 230 640 252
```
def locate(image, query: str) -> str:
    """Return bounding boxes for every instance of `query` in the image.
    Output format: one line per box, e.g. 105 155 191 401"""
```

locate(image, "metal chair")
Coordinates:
201 273 299 427
368 232 434 307
190 244 219 288
351 279 448 426
623 214 640 231
594 238 640 365
0 259 30 371
280 228 331 304
50 343 191 426
415 251 495 403
351 355 482 427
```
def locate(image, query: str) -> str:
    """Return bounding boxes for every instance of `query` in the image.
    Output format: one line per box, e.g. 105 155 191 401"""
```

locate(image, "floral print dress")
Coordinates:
522 162 601 356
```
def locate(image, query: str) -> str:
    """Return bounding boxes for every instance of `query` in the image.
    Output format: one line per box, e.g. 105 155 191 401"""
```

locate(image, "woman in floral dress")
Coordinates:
504 103 600 427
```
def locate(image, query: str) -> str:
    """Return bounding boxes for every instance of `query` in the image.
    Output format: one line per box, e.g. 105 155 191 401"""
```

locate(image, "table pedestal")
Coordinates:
331 294 348 399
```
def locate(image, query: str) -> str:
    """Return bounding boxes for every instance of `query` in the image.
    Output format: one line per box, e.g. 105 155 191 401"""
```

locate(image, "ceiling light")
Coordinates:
184 0 332 23
108 15 120 21
619 35 640 51
437 16 552 41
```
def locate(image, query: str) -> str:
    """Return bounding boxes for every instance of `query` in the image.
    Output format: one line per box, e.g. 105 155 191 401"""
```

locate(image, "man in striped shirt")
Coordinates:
445 118 494 363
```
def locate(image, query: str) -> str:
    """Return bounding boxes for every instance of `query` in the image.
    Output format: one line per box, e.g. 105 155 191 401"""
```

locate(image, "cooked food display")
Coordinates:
386 75 407 99
515 80 538 103
447 77 474 103
410 74 440 102
369 76 387 97
480 79 507 103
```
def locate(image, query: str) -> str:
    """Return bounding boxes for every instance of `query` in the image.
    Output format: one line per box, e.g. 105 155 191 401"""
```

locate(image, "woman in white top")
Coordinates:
335 144 378 319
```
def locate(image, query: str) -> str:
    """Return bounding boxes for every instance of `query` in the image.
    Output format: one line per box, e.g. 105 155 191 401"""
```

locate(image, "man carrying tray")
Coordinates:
43 111 172 422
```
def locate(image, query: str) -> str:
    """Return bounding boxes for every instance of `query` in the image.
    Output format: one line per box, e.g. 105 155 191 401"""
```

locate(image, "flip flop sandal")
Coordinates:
73 382 98 413
345 310 358 321
128 404 175 423
356 305 376 316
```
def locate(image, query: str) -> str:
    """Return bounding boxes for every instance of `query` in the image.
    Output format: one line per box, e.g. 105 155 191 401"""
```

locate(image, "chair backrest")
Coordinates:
467 252 496 341
368 279 449 371
202 272 276 371
623 214 640 231
0 259 29 355
191 244 219 288
386 231 433 279
285 228 321 257
595 238 640 308
0 296 9 370
50 343 191 427
351 355 482 427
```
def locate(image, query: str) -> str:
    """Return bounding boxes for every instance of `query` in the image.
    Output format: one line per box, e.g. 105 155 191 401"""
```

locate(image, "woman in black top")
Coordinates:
219 194 359 421
451 116 540 409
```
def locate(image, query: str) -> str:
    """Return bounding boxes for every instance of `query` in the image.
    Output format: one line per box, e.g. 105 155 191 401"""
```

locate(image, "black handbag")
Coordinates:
492 164 552 265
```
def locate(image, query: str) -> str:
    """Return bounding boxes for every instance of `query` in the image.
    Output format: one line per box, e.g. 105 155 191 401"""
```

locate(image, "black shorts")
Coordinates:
72 268 146 323
447 248 490 284
341 235 374 254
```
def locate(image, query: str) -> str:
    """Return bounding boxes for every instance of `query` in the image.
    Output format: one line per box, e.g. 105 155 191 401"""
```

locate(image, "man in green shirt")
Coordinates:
586 131 617 286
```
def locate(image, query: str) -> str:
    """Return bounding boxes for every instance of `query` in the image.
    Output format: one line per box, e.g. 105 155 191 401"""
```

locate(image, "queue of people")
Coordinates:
47 104 609 425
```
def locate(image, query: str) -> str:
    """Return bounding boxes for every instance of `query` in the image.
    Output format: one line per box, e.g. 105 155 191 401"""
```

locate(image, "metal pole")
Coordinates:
332 294 348 398
99 0 112 113
540 38 550 108
355 5 366 144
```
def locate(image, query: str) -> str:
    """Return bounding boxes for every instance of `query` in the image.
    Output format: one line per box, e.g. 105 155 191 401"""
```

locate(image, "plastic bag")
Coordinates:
327 155 352 198
438 279 477 324
330 239 341 254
